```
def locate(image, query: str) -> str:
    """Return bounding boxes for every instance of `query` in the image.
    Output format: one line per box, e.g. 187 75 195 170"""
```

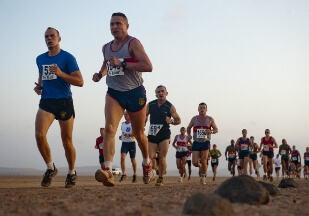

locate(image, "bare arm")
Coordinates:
34 76 42 95
167 105 181 125
127 39 153 72
171 135 178 149
186 117 194 139
210 117 218 134
93 45 108 82
272 138 278 148
145 104 150 125
50 64 84 87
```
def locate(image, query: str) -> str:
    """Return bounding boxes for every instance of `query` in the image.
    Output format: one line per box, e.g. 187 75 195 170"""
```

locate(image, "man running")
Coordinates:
259 129 278 182
249 136 260 177
274 154 281 180
172 127 192 182
291 145 301 179
279 139 291 179
95 128 105 170
34 27 84 188
235 129 251 175
304 147 309 180
187 102 218 185
225 139 238 177
209 144 221 181
118 111 137 183
147 85 181 186
93 12 153 186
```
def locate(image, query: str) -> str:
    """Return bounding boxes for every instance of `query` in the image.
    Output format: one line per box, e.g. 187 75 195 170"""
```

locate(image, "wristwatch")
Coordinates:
121 60 127 69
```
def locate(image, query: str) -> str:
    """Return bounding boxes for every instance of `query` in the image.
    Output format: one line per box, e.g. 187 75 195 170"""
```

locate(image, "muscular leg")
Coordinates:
59 116 75 170
240 159 244 175
130 158 137 175
242 157 249 175
158 140 170 178
249 159 253 175
200 150 209 176
35 109 55 165
180 156 187 177
176 158 181 174
120 153 127 174
103 95 124 167
149 142 158 170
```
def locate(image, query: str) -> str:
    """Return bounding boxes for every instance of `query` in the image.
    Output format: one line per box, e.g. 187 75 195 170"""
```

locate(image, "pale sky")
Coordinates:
0 0 308 174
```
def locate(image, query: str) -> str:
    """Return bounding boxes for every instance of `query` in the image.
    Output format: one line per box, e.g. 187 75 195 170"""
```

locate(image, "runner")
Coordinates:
235 129 251 175
274 154 281 180
291 145 302 179
249 136 260 177
278 139 292 179
209 144 221 181
187 102 218 185
34 27 84 188
304 147 309 180
118 111 137 183
92 12 153 186
147 85 181 186
94 128 105 170
225 139 238 177
259 129 278 182
171 127 192 182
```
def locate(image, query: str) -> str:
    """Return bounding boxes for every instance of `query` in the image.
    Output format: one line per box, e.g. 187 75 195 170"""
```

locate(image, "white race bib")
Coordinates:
305 157 309 161
99 143 103 149
107 59 125 76
263 145 269 151
42 65 57 80
241 144 248 150
148 124 163 136
211 159 217 163
229 154 235 158
281 150 286 155
196 129 207 139
292 156 297 161
177 146 188 152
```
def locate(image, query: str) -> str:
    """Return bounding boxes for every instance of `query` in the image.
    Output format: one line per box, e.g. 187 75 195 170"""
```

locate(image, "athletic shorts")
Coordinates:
192 141 210 152
107 85 147 112
281 158 289 162
237 165 241 170
275 167 280 172
249 154 257 161
39 97 75 120
211 162 219 167
186 160 191 167
305 161 309 166
121 141 136 158
228 157 236 163
263 151 274 159
148 132 171 144
291 161 300 165
239 152 249 159
176 151 187 159
99 155 104 163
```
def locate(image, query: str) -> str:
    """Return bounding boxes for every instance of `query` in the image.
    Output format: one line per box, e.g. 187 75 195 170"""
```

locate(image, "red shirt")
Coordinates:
262 136 274 152
96 136 103 155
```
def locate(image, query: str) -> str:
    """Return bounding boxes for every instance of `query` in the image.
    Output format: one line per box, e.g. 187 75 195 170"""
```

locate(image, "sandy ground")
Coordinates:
0 175 309 216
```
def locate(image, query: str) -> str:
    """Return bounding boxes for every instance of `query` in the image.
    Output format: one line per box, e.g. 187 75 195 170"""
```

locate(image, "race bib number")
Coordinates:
196 129 207 139
305 157 309 161
177 146 188 152
292 156 297 161
263 145 269 151
107 59 125 76
42 65 57 80
281 150 286 155
99 143 103 149
148 124 163 136
229 154 235 158
241 144 248 151
211 159 217 163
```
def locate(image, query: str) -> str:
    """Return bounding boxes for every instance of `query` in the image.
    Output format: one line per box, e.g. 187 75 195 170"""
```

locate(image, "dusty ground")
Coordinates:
0 175 309 216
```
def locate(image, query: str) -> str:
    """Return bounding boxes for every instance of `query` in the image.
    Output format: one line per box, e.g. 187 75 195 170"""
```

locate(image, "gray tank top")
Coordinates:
104 36 144 91
193 116 212 142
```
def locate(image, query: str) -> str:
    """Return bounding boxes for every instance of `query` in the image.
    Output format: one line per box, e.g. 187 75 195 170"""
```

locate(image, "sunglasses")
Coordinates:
265 132 269 134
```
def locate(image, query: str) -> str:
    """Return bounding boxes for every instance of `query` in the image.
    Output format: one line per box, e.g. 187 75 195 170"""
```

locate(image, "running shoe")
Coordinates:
200 176 206 185
155 168 159 176
213 176 216 181
41 164 58 187
155 177 164 186
119 174 127 182
305 176 308 180
178 177 183 183
65 172 77 188
132 175 137 183
142 162 154 184
263 174 267 181
188 176 191 181
269 176 273 182
95 168 115 186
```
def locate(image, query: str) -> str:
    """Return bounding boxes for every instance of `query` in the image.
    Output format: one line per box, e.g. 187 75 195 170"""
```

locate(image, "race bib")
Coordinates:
229 154 235 158
99 143 103 149
263 145 269 151
281 150 286 155
211 159 217 163
196 129 207 139
148 124 163 136
107 59 125 76
292 156 297 161
241 144 248 151
42 65 57 80
177 146 188 152
305 157 309 161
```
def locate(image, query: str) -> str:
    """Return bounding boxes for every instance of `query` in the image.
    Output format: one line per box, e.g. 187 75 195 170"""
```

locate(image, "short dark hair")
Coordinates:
199 102 207 107
155 85 166 92
46 27 60 36
112 12 128 23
